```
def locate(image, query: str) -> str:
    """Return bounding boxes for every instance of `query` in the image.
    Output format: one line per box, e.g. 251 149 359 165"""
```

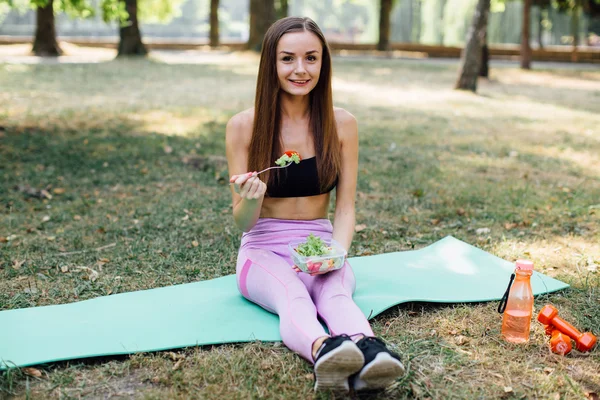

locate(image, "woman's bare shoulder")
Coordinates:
226 108 254 144
333 107 358 140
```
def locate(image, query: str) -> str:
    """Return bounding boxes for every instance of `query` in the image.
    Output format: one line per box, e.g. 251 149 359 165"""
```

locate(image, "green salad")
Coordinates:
296 234 333 257
275 151 301 166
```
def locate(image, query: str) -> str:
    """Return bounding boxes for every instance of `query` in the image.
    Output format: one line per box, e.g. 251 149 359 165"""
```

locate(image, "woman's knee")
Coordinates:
315 263 356 299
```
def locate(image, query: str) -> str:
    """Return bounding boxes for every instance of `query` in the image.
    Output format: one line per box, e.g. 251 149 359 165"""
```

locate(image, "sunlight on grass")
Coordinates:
0 43 116 63
333 76 462 106
494 235 600 283
127 110 218 136
496 69 600 91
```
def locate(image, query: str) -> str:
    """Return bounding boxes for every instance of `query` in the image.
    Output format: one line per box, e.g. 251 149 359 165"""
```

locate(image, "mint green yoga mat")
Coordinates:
0 236 568 370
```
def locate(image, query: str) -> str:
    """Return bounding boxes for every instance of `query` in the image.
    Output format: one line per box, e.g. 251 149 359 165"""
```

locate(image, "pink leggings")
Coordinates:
236 218 374 363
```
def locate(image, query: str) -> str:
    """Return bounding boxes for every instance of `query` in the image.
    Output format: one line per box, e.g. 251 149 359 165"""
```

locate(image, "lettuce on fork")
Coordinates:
275 150 301 166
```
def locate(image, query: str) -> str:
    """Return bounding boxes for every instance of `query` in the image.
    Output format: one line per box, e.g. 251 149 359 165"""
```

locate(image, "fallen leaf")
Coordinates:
98 258 110 264
402 216 409 223
430 219 440 226
0 237 7 243
182 215 189 221
503 386 513 393
163 145 173 154
454 335 470 345
449 329 458 335
192 241 199 248
167 351 185 361
457 208 466 216
52 188 65 195
504 222 517 230
46 236 56 241
60 266 69 273
12 260 25 270
172 360 184 371
140 167 149 175
151 376 160 384
23 367 42 378
355 224 367 232
14 184 53 199
41 216 51 223
73 215 82 221
75 266 99 282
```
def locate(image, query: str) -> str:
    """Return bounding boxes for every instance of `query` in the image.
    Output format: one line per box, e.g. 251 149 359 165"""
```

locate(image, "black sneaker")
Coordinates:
351 336 406 391
313 335 365 393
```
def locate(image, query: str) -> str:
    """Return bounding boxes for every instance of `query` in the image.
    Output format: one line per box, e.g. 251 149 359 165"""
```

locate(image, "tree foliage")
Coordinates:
0 0 94 18
0 0 183 26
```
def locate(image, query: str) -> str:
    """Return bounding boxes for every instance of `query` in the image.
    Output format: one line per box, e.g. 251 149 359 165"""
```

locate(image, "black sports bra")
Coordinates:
266 157 337 198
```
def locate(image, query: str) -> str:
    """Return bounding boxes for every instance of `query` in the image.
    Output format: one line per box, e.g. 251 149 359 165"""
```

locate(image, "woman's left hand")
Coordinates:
292 265 331 276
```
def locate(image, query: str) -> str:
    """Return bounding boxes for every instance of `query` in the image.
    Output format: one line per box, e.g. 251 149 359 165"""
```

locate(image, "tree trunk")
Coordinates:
210 0 219 47
248 0 276 51
520 0 532 69
378 0 394 51
479 28 489 78
538 6 544 49
571 0 580 62
32 0 62 57
118 0 147 57
454 0 490 92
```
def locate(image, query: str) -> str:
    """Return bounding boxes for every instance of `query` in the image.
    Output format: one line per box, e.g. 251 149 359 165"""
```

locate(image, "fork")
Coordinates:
253 161 294 176
229 161 293 185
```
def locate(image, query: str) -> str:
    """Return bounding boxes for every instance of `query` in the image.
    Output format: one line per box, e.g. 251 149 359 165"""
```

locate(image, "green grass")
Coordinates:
0 48 599 399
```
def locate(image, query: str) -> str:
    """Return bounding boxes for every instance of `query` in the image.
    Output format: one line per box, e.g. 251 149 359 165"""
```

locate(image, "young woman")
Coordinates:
226 17 405 393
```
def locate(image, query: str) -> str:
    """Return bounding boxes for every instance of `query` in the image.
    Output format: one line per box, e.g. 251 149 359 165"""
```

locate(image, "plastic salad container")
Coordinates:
288 236 347 274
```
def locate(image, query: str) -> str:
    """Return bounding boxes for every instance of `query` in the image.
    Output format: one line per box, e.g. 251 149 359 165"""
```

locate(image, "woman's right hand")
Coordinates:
230 172 267 200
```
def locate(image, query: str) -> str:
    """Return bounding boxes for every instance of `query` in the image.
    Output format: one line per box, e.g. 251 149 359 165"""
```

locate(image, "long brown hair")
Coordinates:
247 17 341 193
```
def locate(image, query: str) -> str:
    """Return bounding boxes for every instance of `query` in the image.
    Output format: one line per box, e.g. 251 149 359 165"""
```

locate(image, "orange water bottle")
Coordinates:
499 260 534 343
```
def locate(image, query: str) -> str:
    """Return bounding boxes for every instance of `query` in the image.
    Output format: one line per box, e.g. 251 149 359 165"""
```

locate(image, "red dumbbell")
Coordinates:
543 324 572 355
548 328 572 355
537 305 597 352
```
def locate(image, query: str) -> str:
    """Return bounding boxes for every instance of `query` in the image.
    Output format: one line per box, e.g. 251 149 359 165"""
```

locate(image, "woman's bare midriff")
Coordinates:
260 193 331 220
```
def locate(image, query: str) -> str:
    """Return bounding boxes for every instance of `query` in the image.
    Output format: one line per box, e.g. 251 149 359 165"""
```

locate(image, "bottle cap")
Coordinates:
516 259 534 271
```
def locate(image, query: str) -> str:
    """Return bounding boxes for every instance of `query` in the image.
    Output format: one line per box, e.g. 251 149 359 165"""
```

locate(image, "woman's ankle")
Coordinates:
311 336 330 360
